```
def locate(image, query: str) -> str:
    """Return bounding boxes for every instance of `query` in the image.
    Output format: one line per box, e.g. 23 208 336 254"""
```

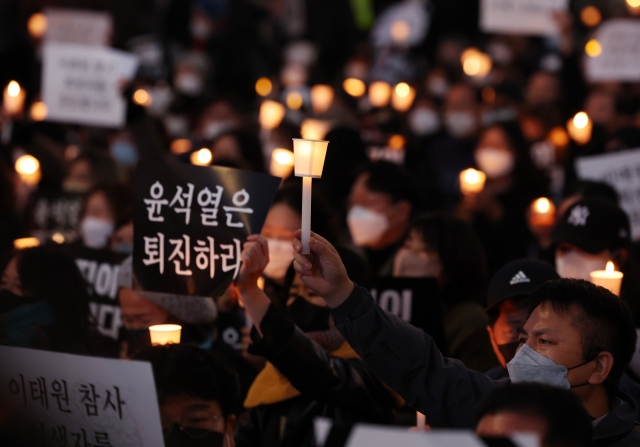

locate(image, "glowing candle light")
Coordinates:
4 81 26 116
15 154 41 186
461 48 492 78
286 91 304 110
149 324 182 345
301 119 330 140
459 168 486 195
567 112 592 145
529 197 556 226
27 13 47 38
585 39 602 58
369 81 392 108
171 139 192 155
259 100 286 130
391 83 416 112
293 138 329 254
310 85 334 114
580 6 602 27
390 20 411 44
342 78 366 97
255 77 273 97
590 262 624 296
133 89 152 106
269 148 295 178
14 237 40 250
30 101 48 121
190 148 212 166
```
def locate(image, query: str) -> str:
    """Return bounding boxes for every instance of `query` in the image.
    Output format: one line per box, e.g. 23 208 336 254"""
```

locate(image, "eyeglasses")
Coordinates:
161 408 222 437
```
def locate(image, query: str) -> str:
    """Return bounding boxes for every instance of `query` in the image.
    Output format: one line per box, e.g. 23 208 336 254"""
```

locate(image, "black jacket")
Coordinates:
331 285 640 446
235 304 397 447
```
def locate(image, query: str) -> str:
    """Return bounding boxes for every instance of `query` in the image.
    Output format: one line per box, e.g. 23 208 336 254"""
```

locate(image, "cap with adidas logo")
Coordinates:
486 259 559 312
553 198 630 255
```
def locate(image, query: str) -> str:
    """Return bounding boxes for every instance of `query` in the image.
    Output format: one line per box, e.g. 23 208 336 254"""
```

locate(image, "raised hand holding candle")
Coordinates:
149 324 182 345
460 168 486 195
293 138 329 254
590 262 623 296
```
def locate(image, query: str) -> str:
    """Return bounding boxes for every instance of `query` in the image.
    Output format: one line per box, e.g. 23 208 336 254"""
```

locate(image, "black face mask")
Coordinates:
497 341 520 364
286 296 331 332
0 290 27 315
164 424 224 447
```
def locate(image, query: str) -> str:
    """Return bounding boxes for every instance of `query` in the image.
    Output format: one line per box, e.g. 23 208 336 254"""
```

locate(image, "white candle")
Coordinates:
292 138 329 255
567 112 592 145
416 412 426 429
149 324 182 345
460 168 486 195
391 83 416 112
590 262 624 296
3 81 25 117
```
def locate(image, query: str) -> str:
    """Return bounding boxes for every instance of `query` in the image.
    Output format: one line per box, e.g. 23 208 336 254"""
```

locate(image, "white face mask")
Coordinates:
80 217 115 249
263 238 294 281
408 108 441 136
444 111 477 139
175 72 203 96
347 205 389 247
556 250 608 281
475 147 515 179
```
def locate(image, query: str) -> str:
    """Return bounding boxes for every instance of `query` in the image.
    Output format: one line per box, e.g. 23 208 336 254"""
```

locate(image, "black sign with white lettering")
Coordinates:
58 241 127 340
133 162 281 298
371 277 447 354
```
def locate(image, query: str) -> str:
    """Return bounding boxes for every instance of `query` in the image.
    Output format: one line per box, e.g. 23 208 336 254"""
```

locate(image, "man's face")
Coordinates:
161 393 235 446
518 303 593 389
488 299 529 367
119 288 170 330
476 412 547 444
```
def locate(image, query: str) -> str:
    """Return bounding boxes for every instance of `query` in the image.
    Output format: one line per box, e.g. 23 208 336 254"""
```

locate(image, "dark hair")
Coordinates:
477 383 592 447
67 150 120 184
273 182 339 244
360 161 419 208
407 212 488 305
528 279 637 393
486 295 529 327
134 344 239 417
80 182 134 228
214 130 266 172
566 180 619 205
15 246 92 351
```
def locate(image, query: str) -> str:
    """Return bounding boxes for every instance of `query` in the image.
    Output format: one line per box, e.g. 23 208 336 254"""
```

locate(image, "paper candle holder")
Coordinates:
590 262 623 297
149 324 182 345
293 138 329 178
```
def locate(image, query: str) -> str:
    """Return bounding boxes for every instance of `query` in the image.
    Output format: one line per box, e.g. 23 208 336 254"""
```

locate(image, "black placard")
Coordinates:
371 277 447 354
133 162 281 298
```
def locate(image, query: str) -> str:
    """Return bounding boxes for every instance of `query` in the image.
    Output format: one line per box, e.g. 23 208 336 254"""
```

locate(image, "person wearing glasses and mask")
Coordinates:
135 344 239 447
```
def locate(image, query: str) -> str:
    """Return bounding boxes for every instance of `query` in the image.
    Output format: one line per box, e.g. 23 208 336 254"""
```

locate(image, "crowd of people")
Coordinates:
3 0 640 446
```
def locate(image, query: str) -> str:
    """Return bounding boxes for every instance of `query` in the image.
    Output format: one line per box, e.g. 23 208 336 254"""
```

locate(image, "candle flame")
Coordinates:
15 154 40 175
255 77 272 97
585 39 602 58
464 169 480 183
191 148 212 166
343 78 366 97
535 198 551 213
606 261 614 273
573 112 589 129
273 149 294 166
7 81 21 97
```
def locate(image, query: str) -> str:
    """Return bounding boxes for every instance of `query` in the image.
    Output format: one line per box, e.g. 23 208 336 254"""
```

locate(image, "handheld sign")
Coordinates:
575 149 640 239
0 346 163 447
42 43 138 128
585 19 640 82
133 162 281 298
44 8 113 47
479 0 568 36
371 278 447 354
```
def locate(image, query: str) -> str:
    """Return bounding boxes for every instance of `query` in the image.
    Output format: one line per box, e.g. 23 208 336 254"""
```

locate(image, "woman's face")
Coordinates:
474 127 516 179
84 191 115 223
287 273 325 307
261 203 301 241
392 229 443 278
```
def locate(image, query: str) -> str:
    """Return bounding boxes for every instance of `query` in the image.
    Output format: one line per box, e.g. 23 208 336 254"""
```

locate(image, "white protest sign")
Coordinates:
584 19 640 82
45 8 112 47
343 425 538 447
42 43 137 128
479 0 568 36
0 345 164 447
575 149 640 239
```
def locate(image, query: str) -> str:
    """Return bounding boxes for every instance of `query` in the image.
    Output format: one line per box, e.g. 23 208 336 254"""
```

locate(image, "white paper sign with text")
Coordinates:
479 0 568 36
585 19 640 82
45 8 112 46
0 345 164 447
575 149 640 239
42 43 138 128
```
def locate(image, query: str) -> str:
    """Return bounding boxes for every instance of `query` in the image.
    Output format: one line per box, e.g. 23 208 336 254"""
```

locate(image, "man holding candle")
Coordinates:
292 231 640 446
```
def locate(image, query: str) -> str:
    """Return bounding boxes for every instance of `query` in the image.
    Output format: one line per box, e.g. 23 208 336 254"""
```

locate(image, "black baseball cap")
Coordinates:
486 259 559 311
553 198 630 255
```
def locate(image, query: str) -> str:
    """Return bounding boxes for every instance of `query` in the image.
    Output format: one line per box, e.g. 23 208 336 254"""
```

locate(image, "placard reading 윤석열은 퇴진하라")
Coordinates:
133 162 281 299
